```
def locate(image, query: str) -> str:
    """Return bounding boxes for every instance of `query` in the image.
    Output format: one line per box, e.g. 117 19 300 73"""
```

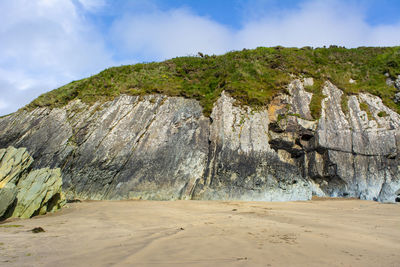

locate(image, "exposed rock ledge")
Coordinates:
0 79 399 202
0 146 65 220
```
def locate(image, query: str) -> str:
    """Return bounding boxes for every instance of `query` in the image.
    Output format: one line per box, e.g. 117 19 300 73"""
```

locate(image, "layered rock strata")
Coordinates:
0 146 65 219
0 79 399 202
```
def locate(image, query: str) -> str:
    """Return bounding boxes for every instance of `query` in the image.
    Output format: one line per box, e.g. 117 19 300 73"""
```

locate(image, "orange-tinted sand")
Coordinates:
0 199 399 266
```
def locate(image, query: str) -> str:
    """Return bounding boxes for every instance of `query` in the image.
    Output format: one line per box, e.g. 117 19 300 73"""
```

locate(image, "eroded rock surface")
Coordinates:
268 80 400 202
0 147 65 219
0 80 399 202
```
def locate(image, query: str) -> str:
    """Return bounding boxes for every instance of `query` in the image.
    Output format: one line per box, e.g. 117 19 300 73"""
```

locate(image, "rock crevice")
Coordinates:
0 79 399 202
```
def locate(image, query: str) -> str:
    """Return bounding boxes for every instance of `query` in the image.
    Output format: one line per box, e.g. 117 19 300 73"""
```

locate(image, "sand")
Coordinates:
0 199 399 266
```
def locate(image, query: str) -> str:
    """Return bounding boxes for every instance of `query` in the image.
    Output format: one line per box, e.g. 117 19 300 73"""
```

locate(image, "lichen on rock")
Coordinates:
0 146 65 220
0 78 399 203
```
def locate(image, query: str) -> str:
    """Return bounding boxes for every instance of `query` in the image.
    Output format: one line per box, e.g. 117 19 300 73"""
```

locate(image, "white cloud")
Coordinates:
0 0 114 116
368 23 400 46
235 0 370 48
109 0 400 60
0 99 8 111
78 0 106 12
110 8 233 61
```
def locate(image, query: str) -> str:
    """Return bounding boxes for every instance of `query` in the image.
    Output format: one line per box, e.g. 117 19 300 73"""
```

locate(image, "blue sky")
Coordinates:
0 0 399 115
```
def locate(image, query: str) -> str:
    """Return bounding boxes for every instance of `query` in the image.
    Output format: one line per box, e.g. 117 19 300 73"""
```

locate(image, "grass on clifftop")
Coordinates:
28 46 400 117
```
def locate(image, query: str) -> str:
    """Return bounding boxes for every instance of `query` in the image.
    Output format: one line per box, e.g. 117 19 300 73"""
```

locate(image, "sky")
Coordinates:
0 0 399 116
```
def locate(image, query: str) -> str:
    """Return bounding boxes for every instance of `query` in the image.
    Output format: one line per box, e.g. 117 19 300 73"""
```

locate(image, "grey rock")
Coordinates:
317 81 352 152
386 77 394 87
0 146 65 219
0 146 33 187
12 168 64 218
288 79 313 120
194 92 311 201
310 83 400 201
0 79 399 202
395 92 400 104
348 94 398 156
395 75 400 90
0 185 17 218
386 74 400 90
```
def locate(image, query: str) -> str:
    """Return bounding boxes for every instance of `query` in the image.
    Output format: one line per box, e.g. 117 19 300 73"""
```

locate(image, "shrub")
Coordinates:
26 46 400 117
377 111 389 117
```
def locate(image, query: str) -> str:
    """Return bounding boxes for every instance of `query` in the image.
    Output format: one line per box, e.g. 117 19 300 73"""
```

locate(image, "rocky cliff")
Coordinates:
0 147 65 219
0 78 399 202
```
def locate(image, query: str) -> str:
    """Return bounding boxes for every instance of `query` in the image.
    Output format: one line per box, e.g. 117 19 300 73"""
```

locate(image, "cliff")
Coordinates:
0 79 399 202
0 47 399 202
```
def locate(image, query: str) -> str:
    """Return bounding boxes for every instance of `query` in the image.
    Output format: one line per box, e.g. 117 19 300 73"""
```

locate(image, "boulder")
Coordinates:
0 185 17 218
0 146 65 220
12 168 64 218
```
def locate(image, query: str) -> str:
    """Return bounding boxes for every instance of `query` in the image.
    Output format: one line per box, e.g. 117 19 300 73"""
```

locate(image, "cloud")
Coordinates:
235 0 400 48
77 0 106 12
110 8 233 61
109 0 400 60
1 0 399 116
368 23 400 46
236 0 369 48
0 0 114 116
0 99 8 111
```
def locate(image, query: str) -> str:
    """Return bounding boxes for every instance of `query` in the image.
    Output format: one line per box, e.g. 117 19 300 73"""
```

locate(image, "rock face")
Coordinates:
0 186 17 218
0 147 65 219
0 79 399 202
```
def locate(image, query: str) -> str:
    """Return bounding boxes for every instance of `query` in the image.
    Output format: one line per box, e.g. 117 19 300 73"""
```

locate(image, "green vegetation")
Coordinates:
377 111 389 117
341 94 350 115
287 113 302 118
27 46 400 117
305 79 324 119
359 102 373 120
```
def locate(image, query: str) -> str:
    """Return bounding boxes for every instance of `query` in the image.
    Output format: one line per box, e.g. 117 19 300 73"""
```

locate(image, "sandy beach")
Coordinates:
0 199 399 266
